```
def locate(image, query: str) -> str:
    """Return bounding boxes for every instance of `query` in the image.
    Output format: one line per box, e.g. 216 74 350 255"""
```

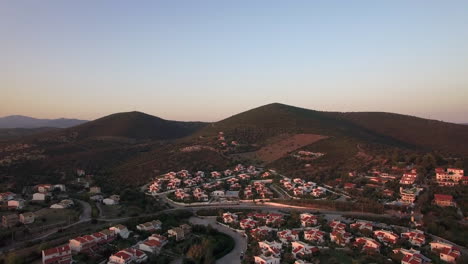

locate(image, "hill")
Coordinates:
0 115 87 128
0 127 59 141
57 111 207 141
198 103 468 155
338 112 468 155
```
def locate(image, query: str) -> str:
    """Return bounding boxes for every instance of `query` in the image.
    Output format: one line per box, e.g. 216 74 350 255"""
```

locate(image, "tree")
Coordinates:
5 253 24 264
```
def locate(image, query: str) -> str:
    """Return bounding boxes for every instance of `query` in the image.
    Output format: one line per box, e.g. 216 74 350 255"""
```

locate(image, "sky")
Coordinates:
1 1 468 123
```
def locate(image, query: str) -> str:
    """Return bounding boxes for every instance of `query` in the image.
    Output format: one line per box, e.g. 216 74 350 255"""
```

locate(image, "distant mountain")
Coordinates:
62 111 207 141
0 115 87 128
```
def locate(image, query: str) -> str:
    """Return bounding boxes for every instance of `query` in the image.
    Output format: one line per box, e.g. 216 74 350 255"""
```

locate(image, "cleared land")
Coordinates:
253 133 327 163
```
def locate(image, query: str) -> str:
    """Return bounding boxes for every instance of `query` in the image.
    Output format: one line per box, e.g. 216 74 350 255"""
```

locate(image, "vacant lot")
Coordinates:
254 133 327 163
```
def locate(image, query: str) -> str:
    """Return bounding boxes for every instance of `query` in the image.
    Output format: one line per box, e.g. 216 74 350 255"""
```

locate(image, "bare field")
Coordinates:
254 133 327 163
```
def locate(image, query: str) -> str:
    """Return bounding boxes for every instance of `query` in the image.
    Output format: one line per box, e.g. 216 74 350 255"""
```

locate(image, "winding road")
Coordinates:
188 216 247 264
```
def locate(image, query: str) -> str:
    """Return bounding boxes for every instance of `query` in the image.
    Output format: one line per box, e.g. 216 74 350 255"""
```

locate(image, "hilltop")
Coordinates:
197 103 468 155
46 111 208 142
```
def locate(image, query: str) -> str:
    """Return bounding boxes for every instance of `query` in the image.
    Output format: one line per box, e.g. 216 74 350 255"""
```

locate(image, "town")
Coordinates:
1 160 467 264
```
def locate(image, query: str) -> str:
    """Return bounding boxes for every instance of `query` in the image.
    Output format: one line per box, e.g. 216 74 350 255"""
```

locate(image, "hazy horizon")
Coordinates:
1 103 467 125
2 1 468 123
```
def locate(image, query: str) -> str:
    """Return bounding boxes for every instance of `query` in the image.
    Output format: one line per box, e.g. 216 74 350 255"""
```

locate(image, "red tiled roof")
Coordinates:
114 251 132 260
43 245 70 256
434 194 453 201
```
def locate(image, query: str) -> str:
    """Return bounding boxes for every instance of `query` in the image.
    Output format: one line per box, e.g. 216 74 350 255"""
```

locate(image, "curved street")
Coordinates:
188 216 247 264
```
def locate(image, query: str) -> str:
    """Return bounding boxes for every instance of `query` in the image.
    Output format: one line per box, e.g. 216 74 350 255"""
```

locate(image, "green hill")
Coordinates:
197 103 468 155
61 111 207 141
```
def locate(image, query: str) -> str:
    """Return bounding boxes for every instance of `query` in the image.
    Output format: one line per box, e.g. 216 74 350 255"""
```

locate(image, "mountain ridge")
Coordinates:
0 115 87 129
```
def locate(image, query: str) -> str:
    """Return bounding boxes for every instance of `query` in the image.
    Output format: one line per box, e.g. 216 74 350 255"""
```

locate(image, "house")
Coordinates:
330 230 352 246
395 248 431 264
168 224 191 241
142 234 168 253
108 248 147 264
291 241 318 258
251 226 272 240
2 214 18 228
103 195 120 205
354 237 381 252
137 220 162 232
240 218 257 229
109 224 130 239
258 240 282 257
7 199 25 209
254 255 281 264
37 184 53 193
400 187 422 204
139 236 166 254
430 241 461 263
19 212 35 224
300 213 317 227
401 230 425 246
374 230 399 244
33 192 46 201
304 228 325 243
96 229 117 243
42 245 72 264
50 199 74 209
277 229 299 244
400 173 418 185
210 171 222 178
344 183 356 190
436 168 464 186
69 235 97 253
53 184 66 192
329 220 347 232
222 212 238 224
433 194 456 207
89 186 101 194
0 192 15 201
294 260 312 264
211 190 225 197
350 220 373 232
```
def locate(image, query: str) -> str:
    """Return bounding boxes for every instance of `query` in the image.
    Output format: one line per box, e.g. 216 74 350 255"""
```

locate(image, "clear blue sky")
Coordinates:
2 0 468 122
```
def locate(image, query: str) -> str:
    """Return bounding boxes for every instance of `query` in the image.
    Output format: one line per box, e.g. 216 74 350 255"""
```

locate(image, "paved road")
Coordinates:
76 199 92 221
188 216 247 264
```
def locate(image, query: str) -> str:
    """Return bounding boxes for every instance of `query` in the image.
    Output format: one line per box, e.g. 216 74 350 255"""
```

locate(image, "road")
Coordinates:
76 199 92 221
188 216 247 264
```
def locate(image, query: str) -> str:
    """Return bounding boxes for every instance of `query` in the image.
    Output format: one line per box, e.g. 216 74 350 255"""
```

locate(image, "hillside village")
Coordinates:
0 105 468 264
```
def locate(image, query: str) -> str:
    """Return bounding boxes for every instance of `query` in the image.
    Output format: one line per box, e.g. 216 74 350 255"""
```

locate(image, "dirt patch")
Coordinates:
254 133 327 163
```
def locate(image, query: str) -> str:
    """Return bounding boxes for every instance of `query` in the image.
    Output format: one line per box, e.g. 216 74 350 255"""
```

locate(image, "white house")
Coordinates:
110 225 130 239
50 199 74 209
254 255 280 264
32 193 46 201
136 220 162 232
211 190 225 197
108 248 147 264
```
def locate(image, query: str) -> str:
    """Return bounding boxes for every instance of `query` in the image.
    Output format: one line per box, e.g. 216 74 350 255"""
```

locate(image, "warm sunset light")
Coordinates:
1 2 468 264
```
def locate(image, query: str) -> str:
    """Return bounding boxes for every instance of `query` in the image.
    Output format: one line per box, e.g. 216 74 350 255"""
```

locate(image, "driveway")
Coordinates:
188 216 247 264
